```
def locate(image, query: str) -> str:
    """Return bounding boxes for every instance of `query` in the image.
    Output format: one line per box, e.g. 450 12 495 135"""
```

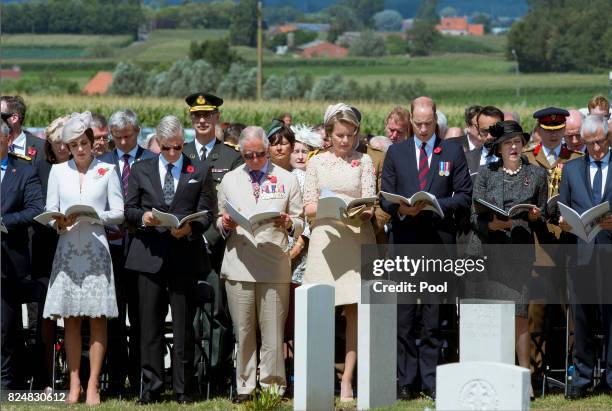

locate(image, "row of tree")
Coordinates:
110 59 425 102
507 0 612 72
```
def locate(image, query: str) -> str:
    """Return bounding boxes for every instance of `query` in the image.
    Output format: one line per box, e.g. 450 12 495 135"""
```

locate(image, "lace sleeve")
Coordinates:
303 156 320 205
360 153 376 197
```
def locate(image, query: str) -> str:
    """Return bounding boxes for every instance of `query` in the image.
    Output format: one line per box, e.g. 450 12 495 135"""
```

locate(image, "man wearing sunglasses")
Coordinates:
182 92 243 393
216 126 303 404
0 95 44 164
463 105 503 174
124 115 216 404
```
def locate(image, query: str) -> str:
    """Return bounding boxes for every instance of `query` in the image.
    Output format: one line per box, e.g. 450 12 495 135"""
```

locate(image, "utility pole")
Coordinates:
511 49 520 98
257 1 263 101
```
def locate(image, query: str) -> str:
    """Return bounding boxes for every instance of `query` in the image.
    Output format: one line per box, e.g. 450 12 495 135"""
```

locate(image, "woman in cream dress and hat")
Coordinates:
42 111 124 404
302 103 376 402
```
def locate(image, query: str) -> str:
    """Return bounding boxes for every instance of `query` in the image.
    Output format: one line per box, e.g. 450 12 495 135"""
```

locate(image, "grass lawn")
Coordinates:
0 34 132 49
2 393 611 410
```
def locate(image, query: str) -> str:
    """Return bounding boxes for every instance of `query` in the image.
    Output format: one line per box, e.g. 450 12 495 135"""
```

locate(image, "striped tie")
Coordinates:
418 141 429 190
121 153 131 196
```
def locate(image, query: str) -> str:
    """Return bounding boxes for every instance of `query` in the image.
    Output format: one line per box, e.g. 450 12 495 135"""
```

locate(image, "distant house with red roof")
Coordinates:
0 66 22 80
298 41 348 59
436 17 484 36
82 71 113 95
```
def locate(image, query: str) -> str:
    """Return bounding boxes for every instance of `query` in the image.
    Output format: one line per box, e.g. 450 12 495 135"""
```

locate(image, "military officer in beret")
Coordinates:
523 107 583 384
182 92 242 394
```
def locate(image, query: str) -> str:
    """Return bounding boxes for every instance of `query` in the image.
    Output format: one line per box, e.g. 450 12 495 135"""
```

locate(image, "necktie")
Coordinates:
418 142 429 190
547 150 557 166
163 163 175 205
250 170 262 202
592 161 603 204
200 146 206 160
121 153 131 196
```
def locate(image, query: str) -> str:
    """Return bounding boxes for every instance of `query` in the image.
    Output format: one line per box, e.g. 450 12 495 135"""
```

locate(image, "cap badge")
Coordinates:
196 95 205 105
551 114 556 120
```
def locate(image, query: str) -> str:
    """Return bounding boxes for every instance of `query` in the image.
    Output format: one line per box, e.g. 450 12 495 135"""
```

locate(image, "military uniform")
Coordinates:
523 107 583 384
183 92 242 394
357 141 390 244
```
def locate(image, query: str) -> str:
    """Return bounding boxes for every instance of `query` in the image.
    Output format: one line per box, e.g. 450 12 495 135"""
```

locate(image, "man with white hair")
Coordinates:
98 109 156 396
216 126 303 403
559 114 612 398
565 109 585 152
124 115 216 404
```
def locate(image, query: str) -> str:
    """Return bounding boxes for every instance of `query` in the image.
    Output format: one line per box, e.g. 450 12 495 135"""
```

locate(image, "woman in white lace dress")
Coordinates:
302 104 376 402
42 112 123 405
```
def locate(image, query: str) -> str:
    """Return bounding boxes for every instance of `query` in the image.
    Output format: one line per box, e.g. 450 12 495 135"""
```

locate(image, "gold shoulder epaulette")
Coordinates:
223 141 240 151
307 149 320 161
9 152 32 162
523 144 536 152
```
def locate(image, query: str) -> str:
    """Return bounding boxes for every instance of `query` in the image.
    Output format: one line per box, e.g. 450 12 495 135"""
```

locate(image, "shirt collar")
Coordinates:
159 153 184 171
542 144 561 157
414 134 436 151
11 131 26 149
117 145 139 159
590 150 611 166
195 137 216 157
246 160 270 177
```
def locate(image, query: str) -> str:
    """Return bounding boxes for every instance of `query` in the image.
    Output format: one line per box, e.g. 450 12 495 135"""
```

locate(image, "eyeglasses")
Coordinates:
190 111 217 121
1 112 14 121
584 137 609 148
243 151 267 160
160 144 184 151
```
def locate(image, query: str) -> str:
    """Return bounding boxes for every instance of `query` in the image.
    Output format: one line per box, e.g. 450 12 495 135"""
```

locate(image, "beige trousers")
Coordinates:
225 280 289 395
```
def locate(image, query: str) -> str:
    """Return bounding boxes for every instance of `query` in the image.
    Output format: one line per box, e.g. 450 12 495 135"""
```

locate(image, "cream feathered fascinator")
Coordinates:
323 102 353 127
290 124 323 149
62 111 93 144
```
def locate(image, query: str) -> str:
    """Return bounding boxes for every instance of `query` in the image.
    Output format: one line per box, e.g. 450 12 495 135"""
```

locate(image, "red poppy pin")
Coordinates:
433 147 442 154
351 160 360 167
560 146 570 159
186 165 195 173
27 146 37 157
97 167 108 176
533 144 542 156
267 175 277 183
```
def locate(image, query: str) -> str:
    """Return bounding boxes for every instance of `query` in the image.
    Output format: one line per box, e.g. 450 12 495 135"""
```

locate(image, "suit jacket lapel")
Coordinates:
601 153 612 200
581 155 595 207
182 141 198 161
535 147 552 168
424 136 441 192
149 155 166 205
405 138 419 194
111 149 122 179
1 158 16 201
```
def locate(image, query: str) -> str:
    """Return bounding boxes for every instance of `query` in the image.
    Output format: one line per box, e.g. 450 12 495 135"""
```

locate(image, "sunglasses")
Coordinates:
243 151 267 160
1 112 14 121
160 144 183 151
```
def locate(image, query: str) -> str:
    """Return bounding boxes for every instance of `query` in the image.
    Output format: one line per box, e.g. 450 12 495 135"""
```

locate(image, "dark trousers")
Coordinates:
1 279 22 388
106 244 140 393
138 270 196 397
571 304 612 389
397 303 440 391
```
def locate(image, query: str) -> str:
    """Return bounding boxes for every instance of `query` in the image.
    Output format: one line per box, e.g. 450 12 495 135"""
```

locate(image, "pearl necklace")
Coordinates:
502 164 522 175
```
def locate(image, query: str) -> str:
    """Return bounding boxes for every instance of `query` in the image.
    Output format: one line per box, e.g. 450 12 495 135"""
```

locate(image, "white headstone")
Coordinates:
357 281 397 410
436 362 530 411
294 284 335 411
460 300 515 364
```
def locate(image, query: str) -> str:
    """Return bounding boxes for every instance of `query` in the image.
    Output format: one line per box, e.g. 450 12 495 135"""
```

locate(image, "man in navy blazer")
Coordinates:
381 97 472 400
97 109 156 396
1 119 44 388
559 115 612 398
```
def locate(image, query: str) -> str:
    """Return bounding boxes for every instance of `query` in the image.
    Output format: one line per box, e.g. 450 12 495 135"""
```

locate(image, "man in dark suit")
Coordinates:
98 109 156 396
559 114 612 398
124 115 216 404
1 118 44 388
381 97 472 400
464 106 503 175
1 95 44 164
182 92 243 391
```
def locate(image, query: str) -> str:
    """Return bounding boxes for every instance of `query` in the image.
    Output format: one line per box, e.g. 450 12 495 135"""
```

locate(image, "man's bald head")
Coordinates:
565 109 584 151
410 96 437 141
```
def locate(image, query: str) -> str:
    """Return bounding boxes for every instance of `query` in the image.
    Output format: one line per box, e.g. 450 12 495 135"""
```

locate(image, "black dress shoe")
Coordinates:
593 383 612 396
397 385 414 400
421 388 436 401
136 393 160 405
566 384 588 400
232 394 252 404
175 393 193 404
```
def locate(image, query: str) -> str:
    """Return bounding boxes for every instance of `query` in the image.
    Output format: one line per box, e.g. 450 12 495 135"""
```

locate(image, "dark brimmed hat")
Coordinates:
485 120 529 157
533 107 569 130
185 92 223 113
266 119 285 140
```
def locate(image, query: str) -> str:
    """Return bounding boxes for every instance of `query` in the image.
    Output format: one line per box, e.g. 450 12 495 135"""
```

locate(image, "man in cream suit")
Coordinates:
216 126 303 403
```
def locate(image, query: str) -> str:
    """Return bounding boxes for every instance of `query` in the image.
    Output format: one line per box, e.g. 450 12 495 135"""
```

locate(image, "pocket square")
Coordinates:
188 179 200 184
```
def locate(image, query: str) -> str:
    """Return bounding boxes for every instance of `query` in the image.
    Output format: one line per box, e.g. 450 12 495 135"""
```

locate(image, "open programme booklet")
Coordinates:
474 198 535 220
34 204 102 226
225 201 281 236
558 201 610 243
379 190 444 218
316 188 377 220
152 208 209 228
